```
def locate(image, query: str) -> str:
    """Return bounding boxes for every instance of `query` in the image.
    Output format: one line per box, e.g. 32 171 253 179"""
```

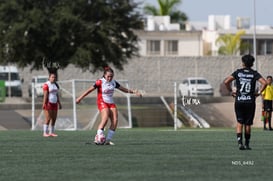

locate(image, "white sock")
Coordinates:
97 129 104 135
50 126 55 134
43 124 49 134
106 129 115 141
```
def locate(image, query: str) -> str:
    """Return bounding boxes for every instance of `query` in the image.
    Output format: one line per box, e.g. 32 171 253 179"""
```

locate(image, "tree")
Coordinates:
0 0 143 74
216 30 249 55
144 0 188 29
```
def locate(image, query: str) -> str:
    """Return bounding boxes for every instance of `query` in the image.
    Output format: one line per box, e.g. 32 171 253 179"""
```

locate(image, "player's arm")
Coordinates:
42 85 49 109
224 75 236 96
57 93 62 109
261 88 266 99
76 86 96 104
118 85 142 97
258 77 267 96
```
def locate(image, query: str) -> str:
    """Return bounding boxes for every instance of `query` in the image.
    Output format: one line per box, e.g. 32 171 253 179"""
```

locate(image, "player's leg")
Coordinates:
268 111 272 130
109 108 118 130
43 109 50 137
265 111 270 130
261 110 265 122
244 125 251 150
268 100 272 131
49 110 58 137
105 107 118 145
94 108 110 144
244 103 255 150
236 123 245 150
235 102 245 150
263 100 271 130
263 111 267 130
261 101 265 126
98 108 110 130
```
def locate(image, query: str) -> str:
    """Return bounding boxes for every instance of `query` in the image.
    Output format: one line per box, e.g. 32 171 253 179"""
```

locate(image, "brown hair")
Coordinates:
103 66 114 76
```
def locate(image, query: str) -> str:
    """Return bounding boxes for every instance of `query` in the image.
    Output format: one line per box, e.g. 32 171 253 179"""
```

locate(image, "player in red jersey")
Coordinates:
42 73 62 137
76 67 142 145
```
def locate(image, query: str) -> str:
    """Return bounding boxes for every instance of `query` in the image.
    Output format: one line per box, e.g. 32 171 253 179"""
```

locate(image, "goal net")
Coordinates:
31 79 132 131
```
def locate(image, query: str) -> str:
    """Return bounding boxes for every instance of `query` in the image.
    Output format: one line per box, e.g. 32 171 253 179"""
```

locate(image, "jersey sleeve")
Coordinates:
255 71 262 81
43 83 48 91
231 69 238 78
93 79 102 88
115 81 120 88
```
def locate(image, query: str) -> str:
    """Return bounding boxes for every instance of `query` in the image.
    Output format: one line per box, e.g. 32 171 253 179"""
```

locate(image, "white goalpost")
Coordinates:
31 79 133 131
174 82 178 131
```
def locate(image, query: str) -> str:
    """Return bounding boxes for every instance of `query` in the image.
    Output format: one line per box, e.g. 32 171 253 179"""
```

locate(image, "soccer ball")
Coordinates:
94 134 106 145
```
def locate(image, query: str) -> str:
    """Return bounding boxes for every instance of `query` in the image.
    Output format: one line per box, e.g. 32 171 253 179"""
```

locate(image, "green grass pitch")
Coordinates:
1 128 273 181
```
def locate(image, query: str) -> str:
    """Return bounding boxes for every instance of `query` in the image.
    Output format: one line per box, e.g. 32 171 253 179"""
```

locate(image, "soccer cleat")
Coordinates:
238 143 245 150
43 133 50 137
50 133 58 137
94 134 100 145
104 140 115 145
245 145 252 150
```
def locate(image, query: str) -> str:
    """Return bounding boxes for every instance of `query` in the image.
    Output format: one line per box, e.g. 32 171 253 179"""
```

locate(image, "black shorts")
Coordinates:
263 100 272 112
235 102 256 125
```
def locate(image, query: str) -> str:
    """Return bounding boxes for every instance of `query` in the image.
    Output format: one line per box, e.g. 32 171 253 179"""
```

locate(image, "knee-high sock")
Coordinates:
245 133 251 146
106 129 115 141
237 133 243 144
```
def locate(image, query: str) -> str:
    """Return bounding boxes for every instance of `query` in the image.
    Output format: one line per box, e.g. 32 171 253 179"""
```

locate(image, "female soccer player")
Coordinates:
224 54 267 150
76 67 142 145
42 73 62 137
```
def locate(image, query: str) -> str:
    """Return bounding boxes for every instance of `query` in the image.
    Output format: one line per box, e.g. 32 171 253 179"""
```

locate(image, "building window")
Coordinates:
241 39 273 55
147 40 160 55
240 39 252 55
266 40 273 54
257 39 273 55
165 40 178 55
257 40 266 55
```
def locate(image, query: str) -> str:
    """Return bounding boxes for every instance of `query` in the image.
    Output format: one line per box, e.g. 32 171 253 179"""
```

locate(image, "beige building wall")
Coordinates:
135 30 203 57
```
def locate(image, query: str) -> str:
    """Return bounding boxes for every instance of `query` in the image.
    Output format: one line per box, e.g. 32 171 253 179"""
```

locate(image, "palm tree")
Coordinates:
144 0 188 29
216 30 249 55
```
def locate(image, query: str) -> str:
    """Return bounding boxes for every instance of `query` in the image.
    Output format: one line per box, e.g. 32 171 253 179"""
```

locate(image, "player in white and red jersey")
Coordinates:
94 76 120 111
76 67 142 145
42 73 62 137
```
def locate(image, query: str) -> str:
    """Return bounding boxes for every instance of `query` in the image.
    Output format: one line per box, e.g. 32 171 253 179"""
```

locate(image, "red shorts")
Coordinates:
97 101 116 111
44 102 58 111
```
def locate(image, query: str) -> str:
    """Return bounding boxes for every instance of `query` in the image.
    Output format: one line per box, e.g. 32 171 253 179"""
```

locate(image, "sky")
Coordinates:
136 0 273 26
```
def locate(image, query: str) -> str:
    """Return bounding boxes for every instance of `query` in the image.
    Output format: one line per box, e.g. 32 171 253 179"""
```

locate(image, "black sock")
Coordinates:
237 133 243 145
245 133 251 146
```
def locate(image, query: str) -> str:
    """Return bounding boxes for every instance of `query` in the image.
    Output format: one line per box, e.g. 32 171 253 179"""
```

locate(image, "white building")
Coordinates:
136 15 273 57
136 30 203 57
199 15 273 56
136 16 203 57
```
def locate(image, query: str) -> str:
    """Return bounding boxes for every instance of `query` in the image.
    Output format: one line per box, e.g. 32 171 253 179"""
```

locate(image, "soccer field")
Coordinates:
0 128 273 181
